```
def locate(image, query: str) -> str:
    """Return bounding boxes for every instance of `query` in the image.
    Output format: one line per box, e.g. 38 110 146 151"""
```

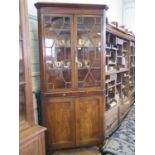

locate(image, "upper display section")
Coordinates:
43 15 104 91
36 3 108 92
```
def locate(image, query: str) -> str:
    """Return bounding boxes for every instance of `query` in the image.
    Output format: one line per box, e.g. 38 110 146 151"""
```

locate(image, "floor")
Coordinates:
102 105 135 155
52 105 135 155
53 147 101 155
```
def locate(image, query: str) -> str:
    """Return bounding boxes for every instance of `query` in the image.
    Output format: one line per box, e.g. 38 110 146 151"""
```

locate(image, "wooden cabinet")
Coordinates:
19 0 46 154
35 2 135 153
35 2 108 152
42 96 104 151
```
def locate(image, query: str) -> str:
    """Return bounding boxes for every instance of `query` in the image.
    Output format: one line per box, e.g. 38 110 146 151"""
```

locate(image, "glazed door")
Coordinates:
19 0 34 131
43 15 74 91
75 15 103 89
43 98 75 149
42 15 104 91
76 96 104 146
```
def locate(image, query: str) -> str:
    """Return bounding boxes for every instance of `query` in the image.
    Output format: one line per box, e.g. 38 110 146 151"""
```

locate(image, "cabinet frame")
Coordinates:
35 2 108 152
19 1 46 155
19 0 34 132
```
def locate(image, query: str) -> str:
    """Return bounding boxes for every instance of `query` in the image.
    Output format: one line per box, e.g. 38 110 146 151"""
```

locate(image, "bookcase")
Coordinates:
19 0 46 154
35 2 135 152
105 24 135 137
35 2 108 153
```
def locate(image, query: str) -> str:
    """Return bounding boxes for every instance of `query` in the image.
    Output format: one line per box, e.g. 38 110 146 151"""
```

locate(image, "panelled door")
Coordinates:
76 96 104 146
43 97 76 149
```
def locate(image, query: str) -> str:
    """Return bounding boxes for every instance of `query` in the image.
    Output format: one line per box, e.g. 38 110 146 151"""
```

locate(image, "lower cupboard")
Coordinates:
42 96 105 152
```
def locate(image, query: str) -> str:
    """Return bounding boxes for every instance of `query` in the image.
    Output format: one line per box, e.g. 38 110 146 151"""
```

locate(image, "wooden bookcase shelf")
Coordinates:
105 24 135 137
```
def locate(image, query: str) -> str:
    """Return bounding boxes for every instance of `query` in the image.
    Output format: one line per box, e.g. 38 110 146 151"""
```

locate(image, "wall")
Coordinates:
122 0 135 32
29 14 39 123
28 0 123 24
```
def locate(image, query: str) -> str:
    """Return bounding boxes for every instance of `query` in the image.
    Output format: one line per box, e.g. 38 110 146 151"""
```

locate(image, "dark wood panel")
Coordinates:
43 98 75 149
35 2 109 10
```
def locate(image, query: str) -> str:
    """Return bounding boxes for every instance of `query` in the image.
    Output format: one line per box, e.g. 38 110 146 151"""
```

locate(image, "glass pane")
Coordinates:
44 16 72 89
19 84 26 122
77 16 102 88
19 19 27 122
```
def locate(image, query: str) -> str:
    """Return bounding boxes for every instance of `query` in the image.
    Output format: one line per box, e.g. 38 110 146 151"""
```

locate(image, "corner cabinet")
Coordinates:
35 2 108 152
19 0 46 154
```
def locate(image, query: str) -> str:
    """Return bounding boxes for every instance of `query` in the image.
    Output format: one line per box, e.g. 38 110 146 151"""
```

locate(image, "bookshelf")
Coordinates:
105 23 135 137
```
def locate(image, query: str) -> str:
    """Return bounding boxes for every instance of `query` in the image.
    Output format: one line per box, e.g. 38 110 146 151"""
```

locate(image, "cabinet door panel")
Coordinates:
43 98 75 149
76 16 103 88
76 96 104 146
43 15 74 90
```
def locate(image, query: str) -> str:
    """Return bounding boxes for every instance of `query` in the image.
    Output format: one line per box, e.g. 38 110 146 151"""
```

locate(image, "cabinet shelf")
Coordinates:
111 47 118 50
108 85 115 89
78 67 100 70
117 68 129 73
105 79 115 83
106 46 111 49
19 82 27 85
122 50 128 52
130 66 135 68
108 62 116 65
106 55 111 57
106 70 117 75
49 68 72 71
46 46 71 48
116 82 121 85
106 68 129 75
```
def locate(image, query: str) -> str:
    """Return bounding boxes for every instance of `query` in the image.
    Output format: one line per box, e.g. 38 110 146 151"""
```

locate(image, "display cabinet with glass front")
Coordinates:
35 2 108 153
42 15 104 91
19 0 46 155
19 0 34 130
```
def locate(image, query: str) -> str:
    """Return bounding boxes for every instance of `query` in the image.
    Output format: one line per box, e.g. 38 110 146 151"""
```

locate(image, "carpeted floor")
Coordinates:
52 105 135 155
102 105 135 155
